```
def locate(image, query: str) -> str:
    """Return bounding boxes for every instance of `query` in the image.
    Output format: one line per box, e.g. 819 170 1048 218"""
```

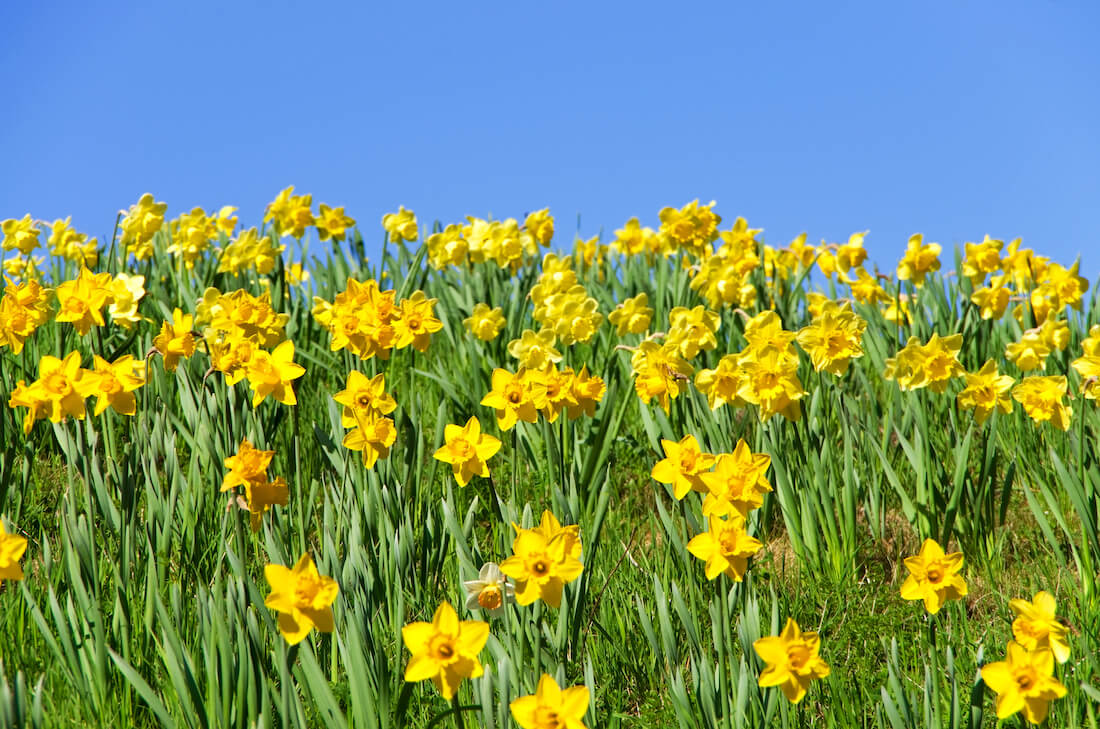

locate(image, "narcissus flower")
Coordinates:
700 440 772 518
754 618 831 704
1012 376 1071 431
961 235 1003 286
118 194 167 261
796 303 866 376
402 601 489 700
981 642 1066 724
264 553 339 645
464 303 506 341
630 340 693 413
221 440 275 492
108 273 146 328
1 215 41 255
500 513 583 608
510 673 590 729
686 511 763 581
896 233 941 287
332 371 397 427
566 365 605 419
900 538 967 614
1010 591 1070 665
342 412 397 469
508 329 562 370
481 367 547 430
524 208 555 246
956 360 1014 425
433 416 502 487
695 354 747 411
246 340 306 407
36 352 94 424
87 355 146 416
608 293 653 336
153 309 197 372
0 520 28 582
382 206 419 243
884 334 964 393
54 268 113 336
462 562 514 618
315 204 356 242
666 306 720 360
651 435 715 500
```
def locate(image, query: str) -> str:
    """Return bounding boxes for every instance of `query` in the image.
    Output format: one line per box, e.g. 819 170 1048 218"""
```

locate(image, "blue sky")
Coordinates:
2 1 1098 276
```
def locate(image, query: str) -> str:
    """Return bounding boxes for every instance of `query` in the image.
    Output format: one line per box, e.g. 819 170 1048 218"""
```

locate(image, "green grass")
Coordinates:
1 216 1099 728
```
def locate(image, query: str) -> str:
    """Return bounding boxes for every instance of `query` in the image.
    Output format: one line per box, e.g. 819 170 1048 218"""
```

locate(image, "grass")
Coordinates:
1 205 1099 728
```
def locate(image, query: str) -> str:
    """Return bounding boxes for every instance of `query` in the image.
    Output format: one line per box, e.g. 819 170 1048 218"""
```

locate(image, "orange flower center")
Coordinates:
477 585 502 610
43 372 72 397
786 644 811 670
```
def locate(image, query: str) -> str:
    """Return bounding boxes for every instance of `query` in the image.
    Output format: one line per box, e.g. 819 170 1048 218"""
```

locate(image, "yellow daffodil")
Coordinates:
402 601 489 700
1012 375 1071 431
981 641 1066 724
510 674 590 729
246 341 305 407
264 553 339 645
650 435 715 500
464 303 506 341
1010 591 1070 664
900 538 967 614
754 618 830 704
433 416 501 487
956 360 1014 425
686 511 763 581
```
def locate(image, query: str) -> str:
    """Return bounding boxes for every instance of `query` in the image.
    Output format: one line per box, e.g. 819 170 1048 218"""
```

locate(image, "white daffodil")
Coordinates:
462 562 515 618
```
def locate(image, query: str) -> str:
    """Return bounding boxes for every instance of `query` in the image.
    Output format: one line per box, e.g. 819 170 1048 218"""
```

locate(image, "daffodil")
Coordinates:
510 674 590 729
264 553 339 645
754 618 830 704
500 517 584 608
153 309 197 372
650 435 715 500
1010 591 1070 664
1012 376 1071 431
981 641 1066 724
900 538 967 614
0 520 28 582
402 601 489 700
433 416 501 486
462 562 514 618
686 512 763 581
246 341 305 406
956 360 1014 425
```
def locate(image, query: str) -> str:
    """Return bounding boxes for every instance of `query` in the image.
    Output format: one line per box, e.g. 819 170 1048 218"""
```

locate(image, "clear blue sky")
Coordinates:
3 1 1098 276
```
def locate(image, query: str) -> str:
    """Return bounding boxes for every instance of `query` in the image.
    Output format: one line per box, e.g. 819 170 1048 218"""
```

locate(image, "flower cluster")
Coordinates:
529 254 603 345
221 439 289 532
0 278 52 354
8 351 146 434
312 279 441 359
333 371 398 469
425 211 550 271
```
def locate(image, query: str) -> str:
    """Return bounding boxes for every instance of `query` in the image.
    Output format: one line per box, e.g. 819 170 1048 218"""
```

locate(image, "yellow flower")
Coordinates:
342 412 397 469
508 329 562 370
896 233 941 287
218 228 285 275
843 266 890 306
48 217 98 266
35 352 94 424
433 416 502 487
900 538 967 614
884 334 964 393
108 273 146 328
956 360 1014 425
0 278 51 354
608 293 653 336
332 371 397 428
402 601 489 700
524 208 555 246
686 511 763 581
500 518 584 608
1010 591 1070 665
630 340 693 413
666 306 720 360
246 341 306 407
796 303 866 376
264 553 339 645
754 618 830 704
0 520 28 582
480 368 547 430
153 309 197 372
240 477 289 532
699 440 772 518
1005 329 1051 372
510 674 590 729
265 187 315 238
1 215 42 255
541 366 578 423
1012 376 1071 431
981 642 1066 724
393 291 442 352
566 365 605 419
695 355 747 411
221 439 275 492
737 348 804 422
611 217 658 257
658 199 722 257
87 355 145 417
54 267 113 336
1071 350 1100 400
464 303 506 342
970 279 1012 320
961 235 1003 286
650 435 715 500
382 206 419 243
315 204 356 242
